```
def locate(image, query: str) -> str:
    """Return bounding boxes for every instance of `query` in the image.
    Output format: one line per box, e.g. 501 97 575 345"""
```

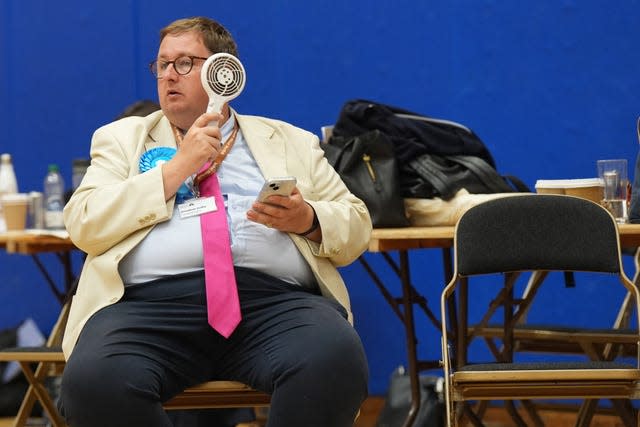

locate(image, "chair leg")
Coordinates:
609 399 636 427
459 402 486 427
474 400 489 420
12 389 37 427
575 398 635 427
504 401 529 427
575 399 598 427
520 400 545 427
14 361 65 427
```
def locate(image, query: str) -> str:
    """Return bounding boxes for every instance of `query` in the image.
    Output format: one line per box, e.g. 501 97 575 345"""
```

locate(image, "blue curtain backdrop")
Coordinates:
1 0 639 396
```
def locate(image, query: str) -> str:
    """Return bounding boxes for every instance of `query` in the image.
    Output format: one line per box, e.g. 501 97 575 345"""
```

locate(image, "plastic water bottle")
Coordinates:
0 154 18 194
0 153 19 232
44 164 65 229
72 158 90 190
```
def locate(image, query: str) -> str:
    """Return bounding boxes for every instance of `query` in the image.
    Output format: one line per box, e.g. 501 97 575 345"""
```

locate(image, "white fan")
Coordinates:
200 53 246 117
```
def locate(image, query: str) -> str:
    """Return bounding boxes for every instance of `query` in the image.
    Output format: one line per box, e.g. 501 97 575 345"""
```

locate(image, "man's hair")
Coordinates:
160 17 238 58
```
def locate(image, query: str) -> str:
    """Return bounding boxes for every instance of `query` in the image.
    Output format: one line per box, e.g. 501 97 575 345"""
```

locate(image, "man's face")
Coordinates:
156 31 211 130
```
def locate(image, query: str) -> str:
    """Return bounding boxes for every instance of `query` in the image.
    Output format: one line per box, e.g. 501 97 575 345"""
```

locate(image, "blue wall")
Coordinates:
1 0 639 396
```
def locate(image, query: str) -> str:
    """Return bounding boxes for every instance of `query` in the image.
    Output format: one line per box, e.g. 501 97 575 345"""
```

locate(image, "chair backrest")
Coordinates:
455 194 622 276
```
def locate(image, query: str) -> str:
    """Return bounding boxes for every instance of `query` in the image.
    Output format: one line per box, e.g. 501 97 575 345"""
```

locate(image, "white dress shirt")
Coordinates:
118 115 315 287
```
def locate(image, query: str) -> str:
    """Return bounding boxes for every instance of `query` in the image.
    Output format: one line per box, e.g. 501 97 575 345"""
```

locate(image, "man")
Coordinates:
59 16 372 427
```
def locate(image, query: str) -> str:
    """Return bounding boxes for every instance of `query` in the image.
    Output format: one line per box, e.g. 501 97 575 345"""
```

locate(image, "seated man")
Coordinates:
58 16 372 427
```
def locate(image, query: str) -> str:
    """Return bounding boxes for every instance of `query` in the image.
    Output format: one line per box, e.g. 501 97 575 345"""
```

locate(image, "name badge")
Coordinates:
178 197 217 219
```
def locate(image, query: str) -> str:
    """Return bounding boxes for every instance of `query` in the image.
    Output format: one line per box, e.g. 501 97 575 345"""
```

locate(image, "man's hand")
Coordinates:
162 112 222 199
247 188 320 241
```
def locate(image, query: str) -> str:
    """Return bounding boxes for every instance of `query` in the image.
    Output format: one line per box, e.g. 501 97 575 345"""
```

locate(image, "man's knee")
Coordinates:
286 318 369 396
267 323 368 427
314 325 368 391
60 353 164 420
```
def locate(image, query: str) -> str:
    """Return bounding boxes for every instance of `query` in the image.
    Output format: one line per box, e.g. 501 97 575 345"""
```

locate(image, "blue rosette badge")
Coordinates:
139 147 193 204
139 147 177 173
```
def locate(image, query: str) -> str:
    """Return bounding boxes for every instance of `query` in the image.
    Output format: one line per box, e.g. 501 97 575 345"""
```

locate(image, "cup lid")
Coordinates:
535 178 603 189
0 193 29 203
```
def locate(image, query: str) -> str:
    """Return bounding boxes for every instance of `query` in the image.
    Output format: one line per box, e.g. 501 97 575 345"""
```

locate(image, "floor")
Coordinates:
357 399 629 427
0 399 630 427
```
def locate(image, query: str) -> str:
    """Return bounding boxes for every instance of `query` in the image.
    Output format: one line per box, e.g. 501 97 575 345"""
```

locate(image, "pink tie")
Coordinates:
199 173 241 338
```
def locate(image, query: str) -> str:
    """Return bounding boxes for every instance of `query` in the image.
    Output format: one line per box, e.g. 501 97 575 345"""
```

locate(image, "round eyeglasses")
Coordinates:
149 56 208 79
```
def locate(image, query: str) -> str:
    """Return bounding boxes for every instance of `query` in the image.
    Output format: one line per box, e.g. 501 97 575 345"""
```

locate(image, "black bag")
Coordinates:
375 366 445 427
331 99 529 200
403 154 528 200
323 130 409 227
332 99 496 167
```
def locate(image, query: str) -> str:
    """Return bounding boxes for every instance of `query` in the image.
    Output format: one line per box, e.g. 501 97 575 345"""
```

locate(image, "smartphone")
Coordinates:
256 176 297 202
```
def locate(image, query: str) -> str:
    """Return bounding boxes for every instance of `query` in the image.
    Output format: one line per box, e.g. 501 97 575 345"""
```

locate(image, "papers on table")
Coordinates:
24 228 70 239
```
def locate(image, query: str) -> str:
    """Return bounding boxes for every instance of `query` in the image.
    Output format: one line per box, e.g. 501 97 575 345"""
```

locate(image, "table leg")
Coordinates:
359 248 454 427
31 251 75 305
398 250 419 427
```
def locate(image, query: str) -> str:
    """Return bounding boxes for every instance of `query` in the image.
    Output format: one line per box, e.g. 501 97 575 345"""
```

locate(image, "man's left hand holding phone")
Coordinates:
246 176 320 241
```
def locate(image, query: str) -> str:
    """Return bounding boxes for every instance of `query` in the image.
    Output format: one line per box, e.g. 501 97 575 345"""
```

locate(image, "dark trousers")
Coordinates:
58 267 368 427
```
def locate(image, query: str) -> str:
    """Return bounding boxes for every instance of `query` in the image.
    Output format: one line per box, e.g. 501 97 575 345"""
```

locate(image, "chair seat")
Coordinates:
458 361 638 377
453 361 640 400
163 381 271 409
0 346 65 362
453 380 640 400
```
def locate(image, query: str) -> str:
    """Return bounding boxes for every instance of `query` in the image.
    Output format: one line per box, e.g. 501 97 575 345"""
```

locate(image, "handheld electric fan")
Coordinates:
200 53 246 118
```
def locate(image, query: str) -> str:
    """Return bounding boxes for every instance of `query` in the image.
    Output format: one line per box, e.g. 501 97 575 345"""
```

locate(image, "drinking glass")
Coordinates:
597 159 628 223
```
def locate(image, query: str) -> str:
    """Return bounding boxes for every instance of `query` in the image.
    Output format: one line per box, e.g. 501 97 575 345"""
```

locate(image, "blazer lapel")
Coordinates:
147 115 177 151
143 114 177 211
235 113 285 178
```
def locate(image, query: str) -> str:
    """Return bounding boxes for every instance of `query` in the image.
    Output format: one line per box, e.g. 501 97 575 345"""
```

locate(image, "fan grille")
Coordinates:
204 56 245 96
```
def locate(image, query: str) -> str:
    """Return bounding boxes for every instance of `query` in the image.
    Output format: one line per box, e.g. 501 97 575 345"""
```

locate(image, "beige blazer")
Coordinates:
61 111 372 359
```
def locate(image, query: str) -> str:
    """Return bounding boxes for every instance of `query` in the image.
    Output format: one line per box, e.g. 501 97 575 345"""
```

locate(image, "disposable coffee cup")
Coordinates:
1 193 29 230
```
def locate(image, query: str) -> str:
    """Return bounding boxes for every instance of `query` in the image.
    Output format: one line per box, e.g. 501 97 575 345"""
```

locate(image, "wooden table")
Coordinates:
363 223 640 427
0 231 74 254
370 223 640 250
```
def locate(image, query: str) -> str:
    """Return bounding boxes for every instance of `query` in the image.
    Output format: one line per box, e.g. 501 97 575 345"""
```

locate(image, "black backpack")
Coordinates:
330 99 529 200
